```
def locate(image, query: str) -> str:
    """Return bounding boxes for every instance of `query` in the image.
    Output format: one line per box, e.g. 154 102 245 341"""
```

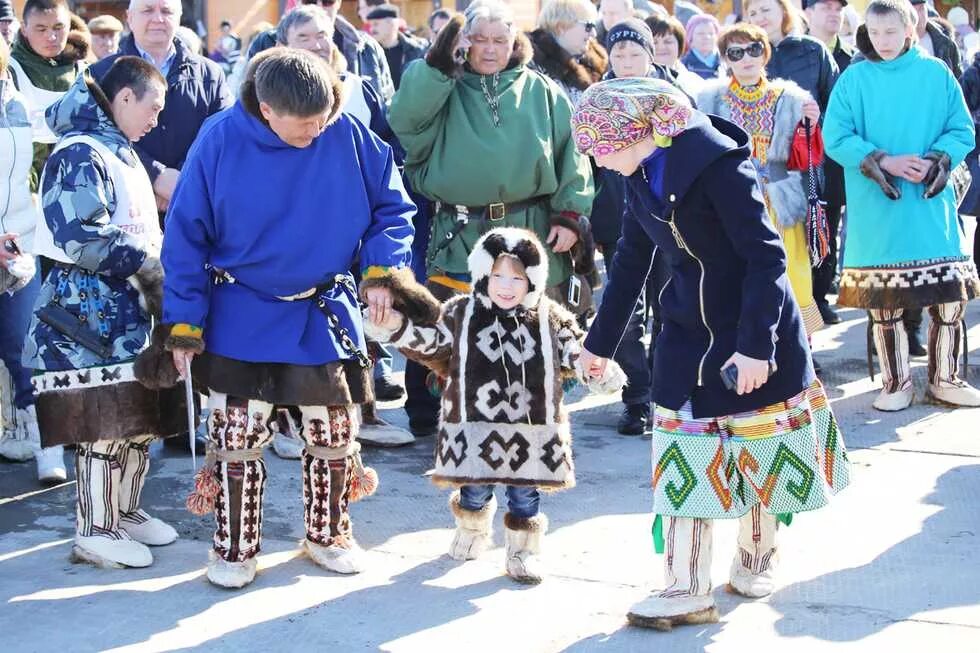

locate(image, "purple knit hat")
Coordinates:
684 14 721 54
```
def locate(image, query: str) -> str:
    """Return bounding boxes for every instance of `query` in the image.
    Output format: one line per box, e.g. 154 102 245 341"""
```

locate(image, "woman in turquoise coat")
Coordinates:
823 0 980 412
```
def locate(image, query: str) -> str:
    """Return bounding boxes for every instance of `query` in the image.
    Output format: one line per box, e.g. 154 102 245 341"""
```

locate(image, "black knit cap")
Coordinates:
605 18 655 60
0 0 14 21
367 3 399 20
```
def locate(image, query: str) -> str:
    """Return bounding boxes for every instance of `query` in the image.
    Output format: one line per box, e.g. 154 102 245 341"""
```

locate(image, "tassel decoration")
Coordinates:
348 452 379 502
185 453 220 515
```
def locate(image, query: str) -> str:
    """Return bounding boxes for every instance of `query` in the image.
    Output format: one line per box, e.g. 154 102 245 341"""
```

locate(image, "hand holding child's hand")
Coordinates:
381 308 404 332
578 348 608 379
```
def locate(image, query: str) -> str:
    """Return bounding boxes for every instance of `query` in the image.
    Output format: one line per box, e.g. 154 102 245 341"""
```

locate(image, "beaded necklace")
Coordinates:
723 77 782 170
481 72 502 127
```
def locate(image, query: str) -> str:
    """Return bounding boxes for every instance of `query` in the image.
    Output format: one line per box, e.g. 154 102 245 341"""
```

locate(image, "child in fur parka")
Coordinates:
366 228 625 583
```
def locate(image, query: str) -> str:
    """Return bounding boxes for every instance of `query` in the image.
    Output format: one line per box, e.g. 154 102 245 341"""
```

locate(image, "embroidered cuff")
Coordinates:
165 323 205 353
171 323 203 339
361 266 392 280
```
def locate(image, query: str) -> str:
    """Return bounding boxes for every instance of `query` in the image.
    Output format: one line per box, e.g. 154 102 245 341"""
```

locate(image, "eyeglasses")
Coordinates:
578 20 598 33
725 41 765 61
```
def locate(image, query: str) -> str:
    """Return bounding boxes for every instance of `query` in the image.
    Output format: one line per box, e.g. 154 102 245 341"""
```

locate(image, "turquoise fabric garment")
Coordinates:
823 47 975 267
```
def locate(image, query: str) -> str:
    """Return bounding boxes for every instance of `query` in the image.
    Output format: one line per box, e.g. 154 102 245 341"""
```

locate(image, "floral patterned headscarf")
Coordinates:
571 78 693 157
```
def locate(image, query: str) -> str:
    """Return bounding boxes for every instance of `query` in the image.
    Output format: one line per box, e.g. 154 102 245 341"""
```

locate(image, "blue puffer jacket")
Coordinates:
90 35 233 184
585 113 814 418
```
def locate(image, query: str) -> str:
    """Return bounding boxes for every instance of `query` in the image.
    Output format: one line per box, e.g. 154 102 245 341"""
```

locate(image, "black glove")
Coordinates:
860 150 901 200
425 14 466 79
922 151 952 199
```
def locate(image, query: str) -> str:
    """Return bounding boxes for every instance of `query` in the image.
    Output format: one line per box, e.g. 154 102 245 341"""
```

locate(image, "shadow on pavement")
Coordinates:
769 464 980 641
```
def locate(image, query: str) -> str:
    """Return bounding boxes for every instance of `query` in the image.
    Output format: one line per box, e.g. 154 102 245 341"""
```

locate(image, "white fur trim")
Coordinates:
207 550 257 587
433 420 574 487
627 593 716 619
468 227 549 310
538 301 556 426
767 173 808 228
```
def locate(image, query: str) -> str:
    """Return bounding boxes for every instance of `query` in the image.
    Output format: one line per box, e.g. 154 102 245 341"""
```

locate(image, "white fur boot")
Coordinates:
72 532 153 569
207 550 258 589
303 538 366 574
627 517 719 631
118 437 178 546
728 505 778 599
503 512 548 584
448 491 497 560
120 510 178 546
271 409 304 459
0 404 36 462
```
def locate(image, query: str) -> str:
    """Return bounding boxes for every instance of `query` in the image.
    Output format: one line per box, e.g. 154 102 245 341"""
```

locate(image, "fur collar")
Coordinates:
468 228 548 311
696 77 810 164
527 29 607 91
240 48 345 130
508 32 534 70
855 24 912 62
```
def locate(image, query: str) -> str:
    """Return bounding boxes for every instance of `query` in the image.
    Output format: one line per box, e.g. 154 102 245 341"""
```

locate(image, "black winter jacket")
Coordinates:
90 35 233 183
248 16 395 102
925 21 963 79
766 34 838 113
960 51 980 149
585 113 814 417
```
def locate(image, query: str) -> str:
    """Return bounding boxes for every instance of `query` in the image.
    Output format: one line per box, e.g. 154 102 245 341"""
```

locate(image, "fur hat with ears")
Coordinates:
468 228 549 311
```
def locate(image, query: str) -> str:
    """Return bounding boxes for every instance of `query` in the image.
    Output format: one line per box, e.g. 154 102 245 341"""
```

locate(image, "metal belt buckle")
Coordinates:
488 203 506 221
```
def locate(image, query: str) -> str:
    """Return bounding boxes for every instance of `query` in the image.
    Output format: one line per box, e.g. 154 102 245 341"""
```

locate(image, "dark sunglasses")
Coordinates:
725 41 765 61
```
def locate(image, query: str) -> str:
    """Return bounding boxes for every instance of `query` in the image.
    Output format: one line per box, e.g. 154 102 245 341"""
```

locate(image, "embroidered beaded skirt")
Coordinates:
837 256 980 310
650 380 849 519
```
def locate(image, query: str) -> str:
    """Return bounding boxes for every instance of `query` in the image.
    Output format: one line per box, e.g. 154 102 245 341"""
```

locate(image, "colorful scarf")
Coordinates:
571 77 693 157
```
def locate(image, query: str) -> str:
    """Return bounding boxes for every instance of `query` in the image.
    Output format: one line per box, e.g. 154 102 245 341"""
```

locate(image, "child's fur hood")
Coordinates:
468 228 549 311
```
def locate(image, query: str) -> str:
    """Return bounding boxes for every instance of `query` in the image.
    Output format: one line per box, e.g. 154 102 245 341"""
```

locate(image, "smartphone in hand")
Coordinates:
720 361 778 392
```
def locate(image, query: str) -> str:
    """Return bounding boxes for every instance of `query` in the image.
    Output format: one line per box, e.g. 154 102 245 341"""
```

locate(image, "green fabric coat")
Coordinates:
389 36 594 288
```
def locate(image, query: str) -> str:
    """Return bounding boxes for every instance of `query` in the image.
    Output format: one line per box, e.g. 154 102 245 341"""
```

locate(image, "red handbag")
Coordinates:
787 118 825 171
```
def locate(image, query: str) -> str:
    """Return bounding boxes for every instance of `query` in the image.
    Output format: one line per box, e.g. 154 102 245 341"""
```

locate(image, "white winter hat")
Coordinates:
468 227 549 311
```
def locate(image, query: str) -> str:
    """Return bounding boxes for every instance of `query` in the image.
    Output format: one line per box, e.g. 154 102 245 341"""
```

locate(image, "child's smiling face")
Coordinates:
488 255 529 310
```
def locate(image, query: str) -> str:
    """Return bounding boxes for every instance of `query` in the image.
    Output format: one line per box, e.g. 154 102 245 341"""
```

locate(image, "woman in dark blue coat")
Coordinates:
572 78 849 630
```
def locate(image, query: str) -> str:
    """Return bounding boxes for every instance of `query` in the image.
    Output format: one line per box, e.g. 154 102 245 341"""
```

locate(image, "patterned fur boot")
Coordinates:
503 512 547 584
448 490 496 560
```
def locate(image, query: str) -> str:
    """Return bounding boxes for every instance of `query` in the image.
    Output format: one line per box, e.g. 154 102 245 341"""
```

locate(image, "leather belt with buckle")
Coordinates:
487 202 505 221
436 196 547 222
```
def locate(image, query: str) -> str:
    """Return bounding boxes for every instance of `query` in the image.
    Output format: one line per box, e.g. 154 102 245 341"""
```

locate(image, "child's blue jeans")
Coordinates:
459 484 539 519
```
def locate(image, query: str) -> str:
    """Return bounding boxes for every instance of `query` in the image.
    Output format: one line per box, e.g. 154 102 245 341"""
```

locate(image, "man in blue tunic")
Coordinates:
162 48 416 588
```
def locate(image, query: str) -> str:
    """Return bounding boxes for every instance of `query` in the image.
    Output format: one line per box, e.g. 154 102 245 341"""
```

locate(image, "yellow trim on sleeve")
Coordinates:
171 323 203 339
429 274 472 293
361 266 391 280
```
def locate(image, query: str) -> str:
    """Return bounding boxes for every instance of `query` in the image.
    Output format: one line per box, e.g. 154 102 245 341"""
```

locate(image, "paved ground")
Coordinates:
2 296 979 653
